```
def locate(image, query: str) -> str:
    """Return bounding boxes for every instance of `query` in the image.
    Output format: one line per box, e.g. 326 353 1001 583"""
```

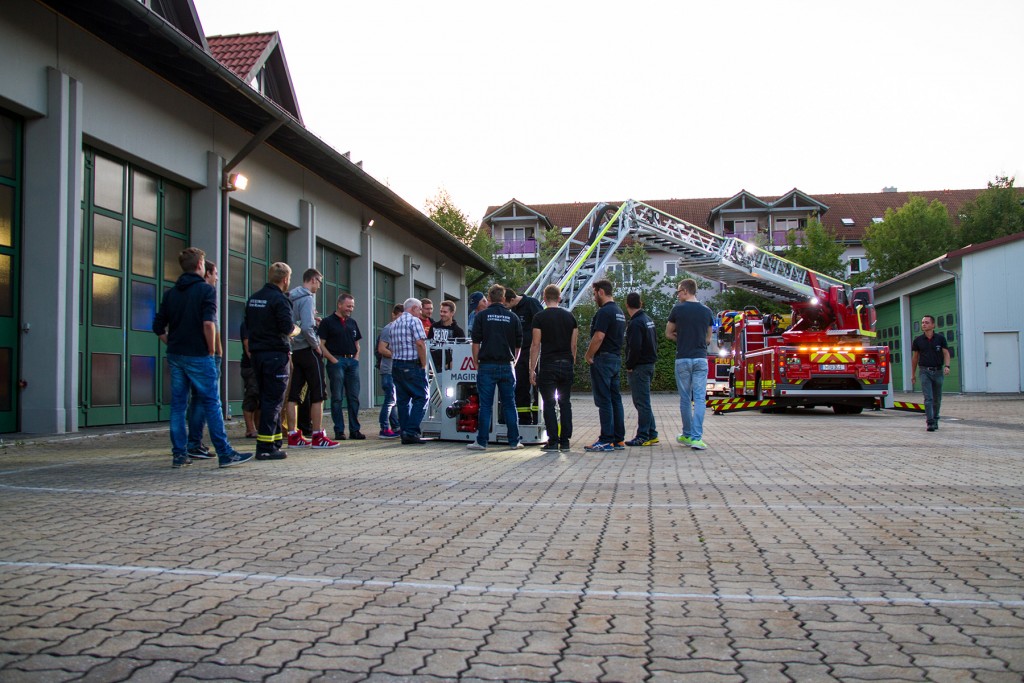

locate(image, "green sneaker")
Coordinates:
690 439 707 451
677 434 692 446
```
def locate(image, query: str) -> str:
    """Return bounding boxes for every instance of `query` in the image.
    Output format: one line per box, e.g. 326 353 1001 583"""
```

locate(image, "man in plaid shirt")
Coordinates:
390 298 429 444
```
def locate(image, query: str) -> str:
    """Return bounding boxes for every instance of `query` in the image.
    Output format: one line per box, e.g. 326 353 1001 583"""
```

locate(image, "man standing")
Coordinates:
911 314 951 432
319 293 365 441
419 298 435 337
375 304 404 438
467 291 485 330
624 292 659 447
153 247 251 469
529 284 577 452
285 269 339 449
468 284 523 451
666 278 714 451
504 287 544 425
245 262 296 461
427 300 465 371
184 259 222 460
583 279 627 452
391 298 430 444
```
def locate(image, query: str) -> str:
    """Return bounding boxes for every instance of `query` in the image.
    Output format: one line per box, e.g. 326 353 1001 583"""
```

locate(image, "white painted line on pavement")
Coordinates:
1 560 1022 609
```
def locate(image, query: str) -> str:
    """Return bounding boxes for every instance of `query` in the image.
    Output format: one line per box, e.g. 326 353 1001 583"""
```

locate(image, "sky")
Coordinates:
195 0 1024 224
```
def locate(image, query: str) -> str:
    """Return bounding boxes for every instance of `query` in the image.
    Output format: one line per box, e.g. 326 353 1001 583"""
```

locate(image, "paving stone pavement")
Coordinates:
0 392 1022 682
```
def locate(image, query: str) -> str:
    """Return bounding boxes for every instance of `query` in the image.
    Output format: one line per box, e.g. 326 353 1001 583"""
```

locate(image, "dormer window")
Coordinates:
841 218 855 226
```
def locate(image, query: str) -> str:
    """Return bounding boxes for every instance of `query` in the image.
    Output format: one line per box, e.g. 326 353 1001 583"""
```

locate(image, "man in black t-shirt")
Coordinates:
911 314 951 432
666 278 715 451
624 292 659 447
530 284 578 451
583 279 626 451
427 300 465 371
505 288 544 425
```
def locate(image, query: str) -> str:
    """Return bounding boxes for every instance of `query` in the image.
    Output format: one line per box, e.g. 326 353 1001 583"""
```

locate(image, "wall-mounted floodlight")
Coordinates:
366 218 375 228
225 172 248 192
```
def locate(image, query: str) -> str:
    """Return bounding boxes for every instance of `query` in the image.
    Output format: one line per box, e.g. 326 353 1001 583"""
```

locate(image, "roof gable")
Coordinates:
146 0 207 49
207 32 302 123
769 188 828 214
710 190 770 215
482 199 553 228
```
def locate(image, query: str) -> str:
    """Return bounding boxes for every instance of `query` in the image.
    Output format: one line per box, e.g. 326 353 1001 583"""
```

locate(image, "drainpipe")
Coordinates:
937 258 963 391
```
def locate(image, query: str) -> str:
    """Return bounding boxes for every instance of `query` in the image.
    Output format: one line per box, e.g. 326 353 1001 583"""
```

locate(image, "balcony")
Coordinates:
728 230 803 248
494 238 538 258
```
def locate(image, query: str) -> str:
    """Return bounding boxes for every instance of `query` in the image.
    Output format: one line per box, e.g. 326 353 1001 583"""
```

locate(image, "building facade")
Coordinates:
0 0 491 434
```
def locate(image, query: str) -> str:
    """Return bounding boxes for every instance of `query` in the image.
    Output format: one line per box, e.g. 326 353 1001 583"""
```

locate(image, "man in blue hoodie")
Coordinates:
153 247 252 469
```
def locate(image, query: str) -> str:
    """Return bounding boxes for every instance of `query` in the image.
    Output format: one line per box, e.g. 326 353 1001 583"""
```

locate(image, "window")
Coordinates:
848 257 867 274
605 263 634 285
724 218 756 237
664 262 678 278
775 218 800 231
226 210 287 340
841 218 855 226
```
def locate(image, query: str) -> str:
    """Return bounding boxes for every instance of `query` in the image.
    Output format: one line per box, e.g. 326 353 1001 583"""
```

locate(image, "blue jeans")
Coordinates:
327 357 361 435
590 354 625 443
379 372 400 431
476 362 519 447
186 355 221 449
920 367 944 426
169 354 232 458
628 363 657 441
675 357 708 441
393 360 427 439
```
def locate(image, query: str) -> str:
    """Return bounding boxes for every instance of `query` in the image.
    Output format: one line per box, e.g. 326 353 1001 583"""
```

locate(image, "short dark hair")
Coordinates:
441 300 456 313
626 292 642 309
420 297 433 306
592 279 613 297
178 247 204 274
204 259 217 275
392 303 404 315
503 287 517 303
542 284 561 303
922 314 936 324
337 292 354 305
488 284 506 303
303 268 323 284
677 278 697 296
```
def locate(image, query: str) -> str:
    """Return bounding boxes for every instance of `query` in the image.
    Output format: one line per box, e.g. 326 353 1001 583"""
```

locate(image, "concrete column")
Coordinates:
397 254 415 303
191 152 222 258
20 68 82 433
290 199 315 275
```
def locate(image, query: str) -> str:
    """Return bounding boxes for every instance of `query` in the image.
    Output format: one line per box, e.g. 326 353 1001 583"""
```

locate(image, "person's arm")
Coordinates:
624 322 640 371
377 338 392 359
665 321 678 342
942 347 951 375
415 338 427 369
585 332 605 364
911 349 919 385
706 325 713 347
354 340 361 362
472 342 480 368
203 321 217 355
298 297 319 349
529 328 542 386
570 328 579 363
242 338 250 357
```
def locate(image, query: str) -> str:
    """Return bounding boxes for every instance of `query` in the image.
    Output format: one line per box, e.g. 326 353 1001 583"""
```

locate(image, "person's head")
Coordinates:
469 291 485 312
626 292 642 312
179 247 205 275
303 268 323 294
203 259 218 287
337 292 355 317
403 297 423 316
503 287 519 307
487 283 506 304
268 262 292 291
542 284 561 305
921 315 936 333
420 298 433 319
592 278 613 305
676 278 697 302
439 300 456 324
391 303 404 321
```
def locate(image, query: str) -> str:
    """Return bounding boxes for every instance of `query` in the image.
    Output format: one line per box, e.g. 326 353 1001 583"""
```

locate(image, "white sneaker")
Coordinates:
466 442 486 451
509 442 525 450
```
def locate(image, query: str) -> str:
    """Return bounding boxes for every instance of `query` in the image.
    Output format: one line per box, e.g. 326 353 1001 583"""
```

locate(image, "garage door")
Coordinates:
909 282 959 393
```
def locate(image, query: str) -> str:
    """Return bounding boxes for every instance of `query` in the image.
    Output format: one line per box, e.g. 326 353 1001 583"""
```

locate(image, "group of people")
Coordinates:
153 246 717 468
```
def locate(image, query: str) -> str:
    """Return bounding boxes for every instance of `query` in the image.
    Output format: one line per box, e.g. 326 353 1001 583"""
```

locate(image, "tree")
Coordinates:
425 189 475 244
955 175 1024 248
862 195 955 283
783 217 847 280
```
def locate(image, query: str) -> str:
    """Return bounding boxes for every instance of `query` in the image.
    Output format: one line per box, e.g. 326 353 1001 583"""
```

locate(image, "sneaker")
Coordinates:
172 456 192 469
401 436 426 445
559 441 571 452
466 442 486 451
379 428 400 439
334 432 347 441
624 438 647 447
350 431 367 440
509 442 525 450
690 439 708 451
613 441 626 450
254 449 287 461
926 424 936 432
288 430 311 448
677 434 693 446
642 437 660 446
541 441 561 451
187 443 214 459
310 431 340 449
218 451 255 468
584 441 614 452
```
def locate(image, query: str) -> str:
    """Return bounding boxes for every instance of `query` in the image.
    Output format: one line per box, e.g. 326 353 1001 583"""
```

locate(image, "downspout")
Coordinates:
937 258 963 391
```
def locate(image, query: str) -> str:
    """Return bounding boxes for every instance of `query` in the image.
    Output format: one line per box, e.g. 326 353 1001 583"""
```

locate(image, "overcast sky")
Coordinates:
195 0 1024 223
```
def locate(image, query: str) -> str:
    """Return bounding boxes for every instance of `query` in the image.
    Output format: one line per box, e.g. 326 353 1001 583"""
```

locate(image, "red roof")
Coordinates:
484 188 999 243
207 32 276 80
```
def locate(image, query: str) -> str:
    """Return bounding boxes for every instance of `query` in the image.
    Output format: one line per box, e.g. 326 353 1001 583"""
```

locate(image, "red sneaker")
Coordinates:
310 431 340 449
288 430 311 448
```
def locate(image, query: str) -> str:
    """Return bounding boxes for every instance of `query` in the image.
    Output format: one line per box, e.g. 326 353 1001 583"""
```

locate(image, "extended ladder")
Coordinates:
525 200 848 307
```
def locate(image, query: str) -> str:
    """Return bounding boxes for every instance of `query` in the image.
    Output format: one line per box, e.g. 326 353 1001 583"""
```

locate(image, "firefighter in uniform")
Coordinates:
467 284 524 451
244 262 295 461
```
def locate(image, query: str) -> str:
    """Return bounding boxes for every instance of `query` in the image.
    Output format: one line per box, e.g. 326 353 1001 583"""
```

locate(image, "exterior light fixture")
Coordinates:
225 172 248 192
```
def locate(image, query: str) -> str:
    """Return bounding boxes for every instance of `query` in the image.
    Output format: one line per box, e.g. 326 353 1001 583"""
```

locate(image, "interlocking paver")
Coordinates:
0 393 1022 681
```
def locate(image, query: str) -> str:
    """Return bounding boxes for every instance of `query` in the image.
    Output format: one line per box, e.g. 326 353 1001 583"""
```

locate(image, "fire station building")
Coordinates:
0 0 492 434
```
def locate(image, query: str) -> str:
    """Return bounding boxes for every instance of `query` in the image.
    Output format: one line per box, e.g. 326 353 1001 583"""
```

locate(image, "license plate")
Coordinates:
820 364 847 371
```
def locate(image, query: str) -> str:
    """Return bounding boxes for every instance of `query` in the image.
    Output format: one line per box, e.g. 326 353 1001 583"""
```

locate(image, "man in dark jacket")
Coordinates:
244 262 296 461
624 292 659 446
467 284 524 451
504 288 544 425
153 247 252 469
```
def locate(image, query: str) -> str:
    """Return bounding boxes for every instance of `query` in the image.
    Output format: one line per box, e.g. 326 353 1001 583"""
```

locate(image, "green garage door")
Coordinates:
0 112 21 432
875 301 904 391
909 282 960 393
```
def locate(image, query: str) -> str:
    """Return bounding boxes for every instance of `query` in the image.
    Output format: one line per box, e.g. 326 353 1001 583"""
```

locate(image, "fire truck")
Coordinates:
523 199 891 415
